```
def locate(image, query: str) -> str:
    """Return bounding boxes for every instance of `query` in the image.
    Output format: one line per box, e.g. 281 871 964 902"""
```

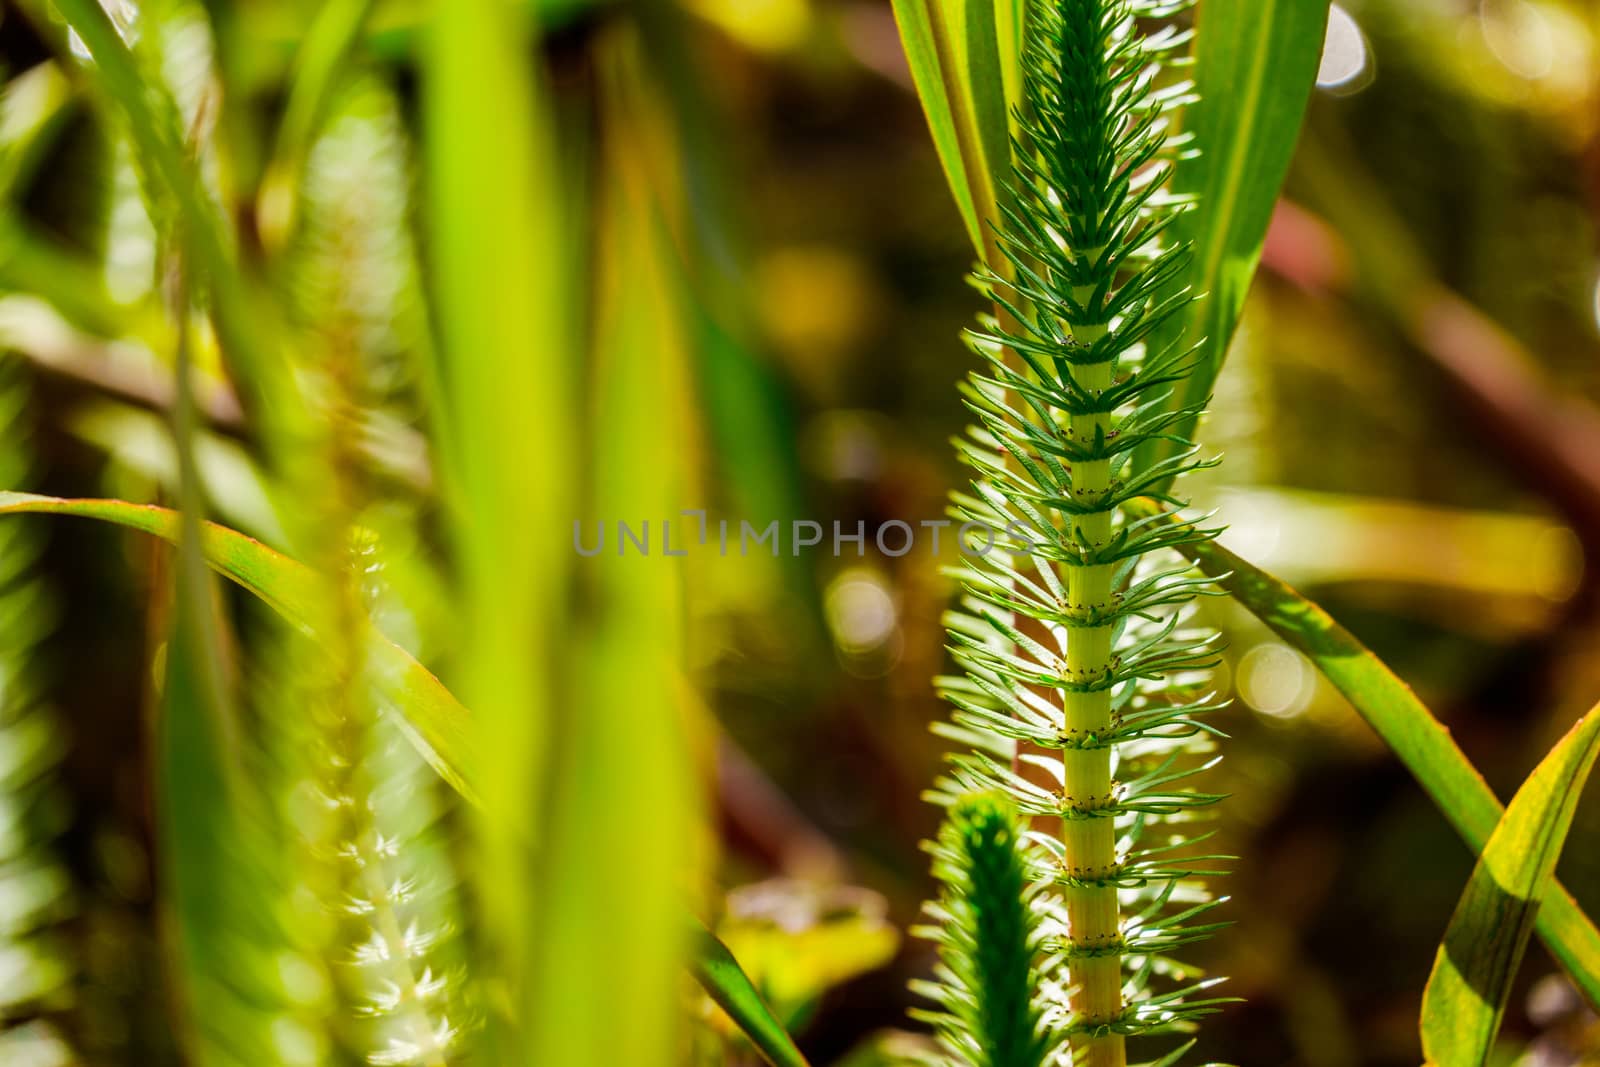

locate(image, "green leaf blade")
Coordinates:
0 492 480 805
691 921 813 1067
1421 709 1600 1067
889 0 1011 266
1125 497 1600 1010
1137 0 1330 483
891 0 982 256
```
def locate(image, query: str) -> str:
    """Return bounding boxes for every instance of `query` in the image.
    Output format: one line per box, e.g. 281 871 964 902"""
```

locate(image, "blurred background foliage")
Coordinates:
0 0 1599 1065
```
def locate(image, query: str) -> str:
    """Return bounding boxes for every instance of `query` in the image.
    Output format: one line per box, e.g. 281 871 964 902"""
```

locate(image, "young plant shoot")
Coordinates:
923 3 1228 1064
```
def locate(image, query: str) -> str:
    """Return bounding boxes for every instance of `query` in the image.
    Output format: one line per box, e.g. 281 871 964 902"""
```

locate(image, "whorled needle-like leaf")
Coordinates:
1420 707 1600 1067
921 4 1233 1063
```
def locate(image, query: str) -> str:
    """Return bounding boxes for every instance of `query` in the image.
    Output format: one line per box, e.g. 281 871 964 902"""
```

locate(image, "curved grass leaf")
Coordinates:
0 491 479 804
889 0 1012 265
691 920 812 1067
1421 708 1600 1067
0 491 803 1057
1125 497 1600 1009
1134 0 1330 486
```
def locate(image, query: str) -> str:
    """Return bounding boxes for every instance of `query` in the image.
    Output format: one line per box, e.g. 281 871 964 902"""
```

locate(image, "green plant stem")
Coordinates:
1062 321 1124 1065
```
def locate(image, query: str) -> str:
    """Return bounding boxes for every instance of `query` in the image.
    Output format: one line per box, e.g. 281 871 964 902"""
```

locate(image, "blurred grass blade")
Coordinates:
45 0 287 409
257 0 379 249
157 529 251 1062
0 489 799 1061
889 0 1010 264
629 6 827 657
1126 497 1600 1008
1420 708 1600 1067
159 302 284 1064
423 3 572 1051
0 492 478 803
691 921 812 1067
521 33 700 1066
1134 0 1329 485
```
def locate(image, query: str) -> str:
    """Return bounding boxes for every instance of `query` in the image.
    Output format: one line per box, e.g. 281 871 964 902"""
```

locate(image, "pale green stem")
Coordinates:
1061 314 1125 1067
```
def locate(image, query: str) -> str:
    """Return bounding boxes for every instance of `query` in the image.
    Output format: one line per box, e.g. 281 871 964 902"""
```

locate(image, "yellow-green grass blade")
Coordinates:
1421 708 1600 1067
0 492 478 804
1126 498 1600 1009
1134 0 1330 487
422 0 574 1052
889 0 1011 267
522 34 703 1066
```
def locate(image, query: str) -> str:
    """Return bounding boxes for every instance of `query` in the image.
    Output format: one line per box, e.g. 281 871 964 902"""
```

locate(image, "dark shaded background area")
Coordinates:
3 1 1600 1064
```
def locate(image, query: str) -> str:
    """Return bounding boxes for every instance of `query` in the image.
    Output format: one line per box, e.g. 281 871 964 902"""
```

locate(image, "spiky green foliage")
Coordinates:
0 357 76 1061
924 2 1231 1063
913 793 1059 1067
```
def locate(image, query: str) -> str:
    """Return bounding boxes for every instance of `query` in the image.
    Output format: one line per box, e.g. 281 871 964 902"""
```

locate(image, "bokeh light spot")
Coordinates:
1317 5 1370 91
1479 0 1555 80
826 567 898 655
1238 644 1314 721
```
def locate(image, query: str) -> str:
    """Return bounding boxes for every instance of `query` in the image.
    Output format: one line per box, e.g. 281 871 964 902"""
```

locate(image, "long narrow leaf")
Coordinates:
157 300 286 1066
520 36 699 1067
423 8 574 1053
1125 497 1600 1009
691 921 812 1067
257 0 380 248
0 492 478 803
0 490 801 1057
1421 708 1600 1067
889 0 1011 266
1134 0 1330 485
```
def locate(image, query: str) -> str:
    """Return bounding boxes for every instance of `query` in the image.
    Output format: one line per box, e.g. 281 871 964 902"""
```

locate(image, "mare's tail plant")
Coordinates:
264 72 468 1067
913 792 1059 1067
922 2 1228 1064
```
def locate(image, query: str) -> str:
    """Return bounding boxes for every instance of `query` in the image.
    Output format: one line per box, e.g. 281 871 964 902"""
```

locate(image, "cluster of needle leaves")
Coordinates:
920 2 1234 1062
